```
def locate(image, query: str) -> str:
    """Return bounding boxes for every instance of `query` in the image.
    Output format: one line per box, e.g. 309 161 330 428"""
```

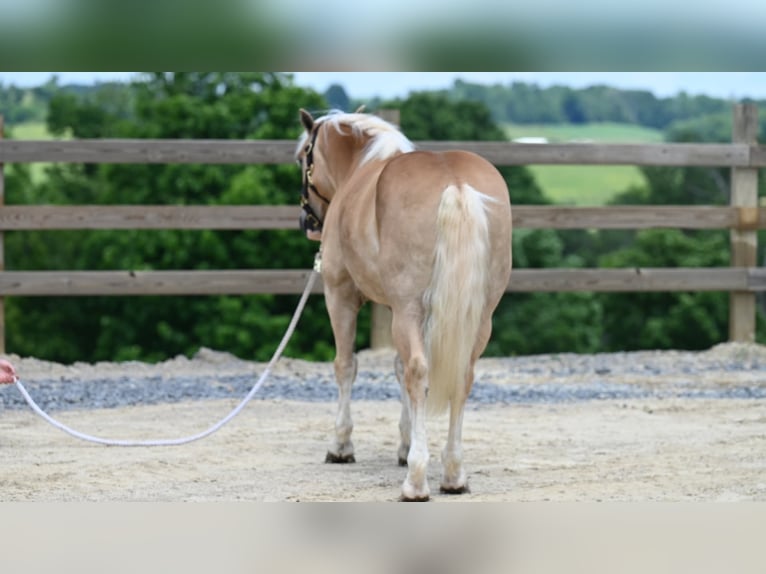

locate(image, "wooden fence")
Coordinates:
0 104 762 354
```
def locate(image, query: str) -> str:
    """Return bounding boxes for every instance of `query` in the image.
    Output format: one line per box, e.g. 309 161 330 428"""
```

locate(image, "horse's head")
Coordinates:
296 109 331 241
296 108 415 241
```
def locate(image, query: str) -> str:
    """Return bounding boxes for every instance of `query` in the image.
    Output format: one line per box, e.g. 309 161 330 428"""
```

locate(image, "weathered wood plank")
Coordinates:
0 270 323 296
1 139 763 167
512 206 744 229
729 104 760 342
0 268 754 296
2 205 761 231
506 268 749 292
747 268 766 290
419 141 753 167
0 140 299 164
750 146 766 167
0 205 300 230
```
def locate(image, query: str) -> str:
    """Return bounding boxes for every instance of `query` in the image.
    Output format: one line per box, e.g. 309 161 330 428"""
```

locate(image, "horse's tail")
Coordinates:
424 183 494 415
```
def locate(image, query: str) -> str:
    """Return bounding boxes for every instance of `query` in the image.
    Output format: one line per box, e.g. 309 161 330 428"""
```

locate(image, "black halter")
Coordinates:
300 125 330 234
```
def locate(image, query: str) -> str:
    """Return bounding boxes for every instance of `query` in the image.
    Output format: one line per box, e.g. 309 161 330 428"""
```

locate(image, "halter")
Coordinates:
300 124 331 233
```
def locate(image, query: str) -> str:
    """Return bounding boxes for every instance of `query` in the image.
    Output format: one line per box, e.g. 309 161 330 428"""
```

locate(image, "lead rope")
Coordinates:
8 260 320 447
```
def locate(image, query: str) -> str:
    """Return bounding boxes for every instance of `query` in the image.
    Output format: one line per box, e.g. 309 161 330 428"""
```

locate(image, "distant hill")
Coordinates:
0 80 129 126
442 79 764 131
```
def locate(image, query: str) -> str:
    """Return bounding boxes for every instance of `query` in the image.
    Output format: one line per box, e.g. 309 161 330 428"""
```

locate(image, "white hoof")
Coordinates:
400 478 430 502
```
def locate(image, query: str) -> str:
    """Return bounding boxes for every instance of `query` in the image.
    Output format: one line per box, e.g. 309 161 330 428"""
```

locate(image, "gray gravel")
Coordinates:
3 342 766 412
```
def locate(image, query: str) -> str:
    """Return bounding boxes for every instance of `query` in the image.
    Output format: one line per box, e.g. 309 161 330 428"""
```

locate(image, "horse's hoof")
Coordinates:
325 452 356 464
399 494 430 502
440 484 470 495
398 456 408 467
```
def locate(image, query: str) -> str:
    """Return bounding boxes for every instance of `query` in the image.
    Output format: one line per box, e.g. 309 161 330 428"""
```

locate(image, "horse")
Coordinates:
296 109 512 501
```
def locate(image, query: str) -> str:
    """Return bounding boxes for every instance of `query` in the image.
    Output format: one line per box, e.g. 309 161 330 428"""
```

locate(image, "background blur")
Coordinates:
1 0 766 69
2 71 765 363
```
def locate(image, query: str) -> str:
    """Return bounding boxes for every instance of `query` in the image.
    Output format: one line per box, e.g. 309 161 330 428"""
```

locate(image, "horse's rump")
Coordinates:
374 151 509 414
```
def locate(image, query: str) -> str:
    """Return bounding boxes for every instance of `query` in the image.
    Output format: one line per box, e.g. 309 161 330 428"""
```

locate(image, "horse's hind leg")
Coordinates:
394 354 411 466
392 309 431 501
440 396 469 493
440 317 492 494
324 284 363 464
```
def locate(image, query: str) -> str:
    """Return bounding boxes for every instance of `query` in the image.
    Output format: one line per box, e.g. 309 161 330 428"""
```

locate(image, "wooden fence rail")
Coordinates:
0 204 763 231
1 268 765 297
0 103 761 353
0 140 763 167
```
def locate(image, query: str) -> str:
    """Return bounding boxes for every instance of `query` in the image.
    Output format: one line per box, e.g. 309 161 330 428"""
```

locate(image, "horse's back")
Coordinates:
379 150 509 204
376 150 511 251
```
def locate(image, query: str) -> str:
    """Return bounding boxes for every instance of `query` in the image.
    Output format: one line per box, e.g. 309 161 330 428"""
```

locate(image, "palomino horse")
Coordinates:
296 110 512 501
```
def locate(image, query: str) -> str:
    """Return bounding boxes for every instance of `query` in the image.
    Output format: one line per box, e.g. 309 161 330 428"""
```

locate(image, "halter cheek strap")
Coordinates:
300 126 330 233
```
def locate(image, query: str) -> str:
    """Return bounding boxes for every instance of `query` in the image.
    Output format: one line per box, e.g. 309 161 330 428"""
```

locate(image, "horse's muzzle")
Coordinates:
300 195 323 233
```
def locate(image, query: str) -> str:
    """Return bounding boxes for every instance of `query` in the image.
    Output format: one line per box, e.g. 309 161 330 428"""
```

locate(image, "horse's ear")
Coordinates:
300 109 314 132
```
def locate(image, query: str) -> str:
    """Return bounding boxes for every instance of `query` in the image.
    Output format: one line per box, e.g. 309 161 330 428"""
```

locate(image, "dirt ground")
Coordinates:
2 388 765 501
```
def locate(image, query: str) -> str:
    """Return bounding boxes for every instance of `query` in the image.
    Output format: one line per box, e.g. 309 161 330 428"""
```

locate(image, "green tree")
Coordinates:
324 84 350 111
7 72 327 363
599 230 729 351
562 91 587 124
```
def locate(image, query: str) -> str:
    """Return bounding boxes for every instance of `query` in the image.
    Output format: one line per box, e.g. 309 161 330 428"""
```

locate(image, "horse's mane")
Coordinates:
298 111 415 165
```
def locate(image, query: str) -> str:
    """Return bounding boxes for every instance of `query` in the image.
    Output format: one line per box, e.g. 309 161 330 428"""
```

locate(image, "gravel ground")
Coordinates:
3 342 766 411
2 343 766 502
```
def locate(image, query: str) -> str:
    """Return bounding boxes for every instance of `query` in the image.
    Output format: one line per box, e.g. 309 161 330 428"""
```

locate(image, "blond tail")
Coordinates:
423 184 494 414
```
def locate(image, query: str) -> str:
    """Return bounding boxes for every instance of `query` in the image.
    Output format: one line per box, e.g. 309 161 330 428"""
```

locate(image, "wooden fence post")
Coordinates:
0 115 5 354
729 103 759 342
369 109 399 349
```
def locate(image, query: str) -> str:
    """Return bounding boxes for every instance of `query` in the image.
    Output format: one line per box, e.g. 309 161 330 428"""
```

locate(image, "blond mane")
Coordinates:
297 111 415 165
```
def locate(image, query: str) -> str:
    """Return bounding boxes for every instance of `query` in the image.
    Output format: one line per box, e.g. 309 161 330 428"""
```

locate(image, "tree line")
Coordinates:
2 72 764 363
326 79 765 130
6 75 762 132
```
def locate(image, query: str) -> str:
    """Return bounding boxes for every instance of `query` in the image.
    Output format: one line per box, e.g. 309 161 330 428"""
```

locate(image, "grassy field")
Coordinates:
9 121 53 140
504 122 664 205
504 122 664 144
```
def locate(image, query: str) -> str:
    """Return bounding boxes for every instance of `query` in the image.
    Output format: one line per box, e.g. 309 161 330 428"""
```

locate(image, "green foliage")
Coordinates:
48 85 134 138
397 91 507 140
324 84 351 112
0 82 49 124
486 228 604 356
7 72 329 364
486 292 603 356
598 230 729 351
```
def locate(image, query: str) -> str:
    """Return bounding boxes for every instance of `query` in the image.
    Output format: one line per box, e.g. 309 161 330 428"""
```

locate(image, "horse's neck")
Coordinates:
322 127 380 193
338 153 389 197
327 158 388 292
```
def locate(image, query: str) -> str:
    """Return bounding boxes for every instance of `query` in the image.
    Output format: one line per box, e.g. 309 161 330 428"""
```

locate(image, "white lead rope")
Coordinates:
10 267 319 447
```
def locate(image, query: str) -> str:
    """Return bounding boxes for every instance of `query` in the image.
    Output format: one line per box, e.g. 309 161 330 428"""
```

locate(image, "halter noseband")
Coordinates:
300 125 330 234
